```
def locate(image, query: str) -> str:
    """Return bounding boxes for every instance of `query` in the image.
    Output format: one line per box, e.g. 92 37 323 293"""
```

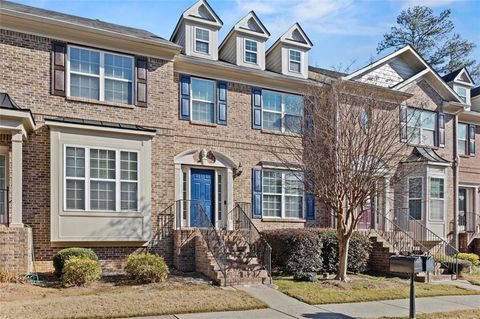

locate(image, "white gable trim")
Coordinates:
219 11 269 51
266 23 312 55
454 68 475 86
393 68 430 90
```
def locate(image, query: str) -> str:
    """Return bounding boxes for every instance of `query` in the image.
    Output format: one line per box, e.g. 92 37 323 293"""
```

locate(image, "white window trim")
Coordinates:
288 49 302 73
454 84 468 104
244 38 258 65
0 149 8 224
458 122 469 155
190 77 216 124
406 108 437 147
63 144 140 213
408 177 423 220
262 170 305 219
428 176 445 222
193 26 210 55
66 45 134 105
262 90 303 133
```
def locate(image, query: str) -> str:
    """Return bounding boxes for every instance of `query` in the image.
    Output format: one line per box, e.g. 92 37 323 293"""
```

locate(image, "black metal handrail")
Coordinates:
0 188 8 225
229 202 272 284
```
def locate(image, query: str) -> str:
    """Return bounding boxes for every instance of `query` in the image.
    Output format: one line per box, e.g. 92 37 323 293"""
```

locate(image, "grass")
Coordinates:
376 309 480 319
0 274 266 319
460 266 480 286
274 273 480 305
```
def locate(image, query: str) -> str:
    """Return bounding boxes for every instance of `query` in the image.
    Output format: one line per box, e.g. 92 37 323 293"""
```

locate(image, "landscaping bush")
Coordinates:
263 228 371 276
125 253 169 283
53 247 98 276
293 272 317 282
442 259 473 274
62 257 101 287
0 268 20 283
456 253 480 266
263 229 323 276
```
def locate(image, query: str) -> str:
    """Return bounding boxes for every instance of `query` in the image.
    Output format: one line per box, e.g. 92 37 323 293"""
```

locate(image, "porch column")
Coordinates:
227 168 234 231
10 132 23 227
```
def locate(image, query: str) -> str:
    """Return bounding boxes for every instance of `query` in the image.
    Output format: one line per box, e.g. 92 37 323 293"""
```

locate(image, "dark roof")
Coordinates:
308 66 346 78
45 117 157 133
1 0 175 47
405 147 450 164
471 86 480 98
0 93 20 109
441 68 463 83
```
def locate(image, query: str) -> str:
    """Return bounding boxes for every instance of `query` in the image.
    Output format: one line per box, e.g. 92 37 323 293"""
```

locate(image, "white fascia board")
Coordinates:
45 120 157 137
393 68 430 90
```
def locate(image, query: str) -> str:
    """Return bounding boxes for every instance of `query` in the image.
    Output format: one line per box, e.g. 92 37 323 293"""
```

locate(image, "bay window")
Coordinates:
429 177 445 220
191 77 215 123
65 146 138 212
407 108 437 146
408 178 422 220
458 123 468 155
68 46 133 104
262 90 303 133
262 170 304 219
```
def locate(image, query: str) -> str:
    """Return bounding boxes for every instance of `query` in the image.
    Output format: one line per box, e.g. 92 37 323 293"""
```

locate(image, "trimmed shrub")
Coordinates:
293 272 317 282
62 257 101 287
456 253 480 266
53 248 98 276
263 229 323 276
125 253 169 283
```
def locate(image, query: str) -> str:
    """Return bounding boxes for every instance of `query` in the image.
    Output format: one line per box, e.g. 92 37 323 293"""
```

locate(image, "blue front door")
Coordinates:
190 169 215 227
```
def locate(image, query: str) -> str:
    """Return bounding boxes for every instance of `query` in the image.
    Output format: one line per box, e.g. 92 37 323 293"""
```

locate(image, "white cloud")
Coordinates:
402 0 466 8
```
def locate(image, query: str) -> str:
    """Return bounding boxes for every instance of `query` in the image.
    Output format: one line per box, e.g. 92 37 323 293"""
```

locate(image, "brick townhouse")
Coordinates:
0 0 479 284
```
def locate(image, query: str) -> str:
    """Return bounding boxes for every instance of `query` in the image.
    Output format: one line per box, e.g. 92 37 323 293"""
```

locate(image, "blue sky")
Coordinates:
12 0 480 73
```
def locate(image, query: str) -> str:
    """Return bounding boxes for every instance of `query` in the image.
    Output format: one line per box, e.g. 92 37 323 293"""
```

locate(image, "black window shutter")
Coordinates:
438 112 445 147
469 124 476 156
135 57 148 107
217 81 227 125
51 42 66 96
306 193 315 220
252 88 262 129
252 167 262 219
179 74 191 120
400 105 407 142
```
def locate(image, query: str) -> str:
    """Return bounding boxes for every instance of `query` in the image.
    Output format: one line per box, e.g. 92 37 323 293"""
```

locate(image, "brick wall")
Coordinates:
0 226 32 274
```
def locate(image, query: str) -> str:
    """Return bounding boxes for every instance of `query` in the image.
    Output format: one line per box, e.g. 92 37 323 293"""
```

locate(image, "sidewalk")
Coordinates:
121 284 480 319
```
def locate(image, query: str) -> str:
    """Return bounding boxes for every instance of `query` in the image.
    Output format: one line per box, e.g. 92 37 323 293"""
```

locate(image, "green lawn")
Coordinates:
376 309 480 319
274 274 480 305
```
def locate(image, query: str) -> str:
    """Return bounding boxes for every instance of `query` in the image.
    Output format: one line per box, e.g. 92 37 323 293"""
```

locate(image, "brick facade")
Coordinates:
0 226 32 274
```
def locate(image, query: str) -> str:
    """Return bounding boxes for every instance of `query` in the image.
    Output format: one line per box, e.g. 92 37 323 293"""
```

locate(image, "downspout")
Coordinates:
453 114 459 250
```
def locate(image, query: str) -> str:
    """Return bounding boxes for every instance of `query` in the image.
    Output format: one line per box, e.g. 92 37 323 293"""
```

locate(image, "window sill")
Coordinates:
60 210 142 218
261 129 301 137
189 120 218 127
66 96 135 109
261 217 306 223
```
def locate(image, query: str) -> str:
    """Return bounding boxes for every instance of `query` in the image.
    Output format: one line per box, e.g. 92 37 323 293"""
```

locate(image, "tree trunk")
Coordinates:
336 235 350 281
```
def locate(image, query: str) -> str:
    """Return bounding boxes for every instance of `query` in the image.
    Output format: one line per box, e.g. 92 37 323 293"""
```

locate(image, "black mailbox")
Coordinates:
421 256 435 272
390 256 423 274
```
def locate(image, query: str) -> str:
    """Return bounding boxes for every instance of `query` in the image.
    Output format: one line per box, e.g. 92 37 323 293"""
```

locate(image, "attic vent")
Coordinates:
291 29 307 43
198 4 215 21
247 17 262 32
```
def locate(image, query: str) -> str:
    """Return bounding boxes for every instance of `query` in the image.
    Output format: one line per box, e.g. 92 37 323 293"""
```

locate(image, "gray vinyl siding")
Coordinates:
219 36 236 64
266 46 282 73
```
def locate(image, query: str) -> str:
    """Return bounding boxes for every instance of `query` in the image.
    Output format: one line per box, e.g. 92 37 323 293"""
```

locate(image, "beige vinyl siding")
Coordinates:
219 35 236 64
266 46 282 73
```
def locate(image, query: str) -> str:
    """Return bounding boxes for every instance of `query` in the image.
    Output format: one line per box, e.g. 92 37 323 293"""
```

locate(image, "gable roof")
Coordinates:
219 11 270 51
0 92 20 109
266 23 313 55
0 0 176 47
308 66 345 78
170 0 223 41
344 45 464 104
441 69 462 83
442 67 475 86
472 86 480 98
405 147 450 164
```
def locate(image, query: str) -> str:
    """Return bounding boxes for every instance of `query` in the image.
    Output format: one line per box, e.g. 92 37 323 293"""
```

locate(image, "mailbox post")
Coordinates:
390 255 433 319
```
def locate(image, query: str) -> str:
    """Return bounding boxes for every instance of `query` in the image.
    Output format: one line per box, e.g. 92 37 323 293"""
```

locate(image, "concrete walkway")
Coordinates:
121 283 480 319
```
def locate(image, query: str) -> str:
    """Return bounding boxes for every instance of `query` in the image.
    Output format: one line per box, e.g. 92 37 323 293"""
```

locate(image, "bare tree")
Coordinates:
275 79 413 281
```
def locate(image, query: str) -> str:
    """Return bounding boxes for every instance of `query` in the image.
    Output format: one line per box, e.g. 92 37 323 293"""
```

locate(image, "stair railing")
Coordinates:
229 202 272 284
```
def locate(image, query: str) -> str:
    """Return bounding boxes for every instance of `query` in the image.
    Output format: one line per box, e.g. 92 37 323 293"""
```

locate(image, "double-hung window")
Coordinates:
458 123 468 155
262 90 303 134
455 86 467 104
408 178 422 220
407 108 437 146
195 27 210 54
68 46 133 104
244 39 258 64
191 77 215 123
262 171 304 219
65 146 138 212
289 49 302 73
429 178 445 220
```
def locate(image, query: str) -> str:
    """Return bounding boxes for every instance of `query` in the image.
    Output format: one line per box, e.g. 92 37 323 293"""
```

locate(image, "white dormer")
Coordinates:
219 11 270 70
170 0 223 60
442 67 475 105
266 23 313 79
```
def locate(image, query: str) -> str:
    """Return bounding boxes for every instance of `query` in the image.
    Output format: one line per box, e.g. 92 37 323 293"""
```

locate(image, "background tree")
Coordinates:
377 6 479 81
275 80 412 281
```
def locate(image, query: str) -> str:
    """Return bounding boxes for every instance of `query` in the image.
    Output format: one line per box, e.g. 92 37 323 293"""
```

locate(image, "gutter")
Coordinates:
453 114 459 250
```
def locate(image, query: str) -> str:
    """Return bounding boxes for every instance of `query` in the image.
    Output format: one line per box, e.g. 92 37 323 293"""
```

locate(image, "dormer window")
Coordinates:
289 50 301 73
456 86 467 104
244 39 258 64
194 27 210 54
